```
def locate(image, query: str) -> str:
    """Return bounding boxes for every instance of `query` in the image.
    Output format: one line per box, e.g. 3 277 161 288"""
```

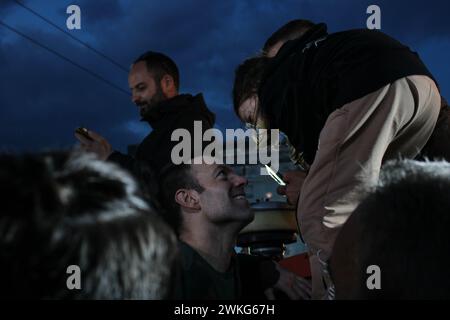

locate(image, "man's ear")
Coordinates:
160 74 177 97
174 189 200 212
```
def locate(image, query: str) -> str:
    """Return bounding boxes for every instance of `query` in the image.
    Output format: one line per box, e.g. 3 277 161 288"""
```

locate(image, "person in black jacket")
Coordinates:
233 22 442 298
75 51 215 176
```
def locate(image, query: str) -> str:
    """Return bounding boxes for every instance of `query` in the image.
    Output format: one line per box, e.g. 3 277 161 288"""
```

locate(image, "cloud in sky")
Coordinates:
0 0 449 153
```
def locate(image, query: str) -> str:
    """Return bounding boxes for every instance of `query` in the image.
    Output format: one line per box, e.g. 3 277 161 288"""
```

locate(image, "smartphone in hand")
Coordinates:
75 127 93 141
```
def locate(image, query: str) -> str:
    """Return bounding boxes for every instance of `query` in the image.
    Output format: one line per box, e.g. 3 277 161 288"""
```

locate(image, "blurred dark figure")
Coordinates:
330 159 450 299
0 151 177 299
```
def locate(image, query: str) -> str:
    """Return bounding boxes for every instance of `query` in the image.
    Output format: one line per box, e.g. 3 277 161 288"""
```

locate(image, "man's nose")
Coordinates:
131 92 140 105
232 174 248 187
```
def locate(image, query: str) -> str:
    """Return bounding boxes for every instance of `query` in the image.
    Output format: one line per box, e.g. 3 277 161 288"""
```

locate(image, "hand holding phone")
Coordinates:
75 127 93 141
74 127 113 160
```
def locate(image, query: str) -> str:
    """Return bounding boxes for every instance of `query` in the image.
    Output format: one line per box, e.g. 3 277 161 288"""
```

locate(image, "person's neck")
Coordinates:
180 225 238 273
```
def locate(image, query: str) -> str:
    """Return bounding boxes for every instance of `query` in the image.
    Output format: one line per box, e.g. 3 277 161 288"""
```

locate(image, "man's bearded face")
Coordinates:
128 61 168 118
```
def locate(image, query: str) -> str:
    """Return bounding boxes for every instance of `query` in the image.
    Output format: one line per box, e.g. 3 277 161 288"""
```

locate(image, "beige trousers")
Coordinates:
297 75 441 299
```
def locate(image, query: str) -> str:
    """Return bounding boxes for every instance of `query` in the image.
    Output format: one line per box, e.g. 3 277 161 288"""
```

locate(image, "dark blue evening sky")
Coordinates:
1 0 449 153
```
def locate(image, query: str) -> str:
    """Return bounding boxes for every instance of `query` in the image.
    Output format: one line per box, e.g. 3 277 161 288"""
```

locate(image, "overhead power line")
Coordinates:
0 20 130 96
12 0 129 73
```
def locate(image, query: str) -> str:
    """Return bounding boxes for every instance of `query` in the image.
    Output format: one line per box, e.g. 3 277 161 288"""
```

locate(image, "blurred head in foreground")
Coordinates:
331 159 450 299
0 151 177 299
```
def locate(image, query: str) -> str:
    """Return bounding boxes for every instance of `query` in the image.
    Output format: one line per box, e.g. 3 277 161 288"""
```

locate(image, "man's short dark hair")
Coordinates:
333 159 450 299
263 19 315 55
0 151 177 299
159 164 204 235
134 51 180 90
232 56 268 122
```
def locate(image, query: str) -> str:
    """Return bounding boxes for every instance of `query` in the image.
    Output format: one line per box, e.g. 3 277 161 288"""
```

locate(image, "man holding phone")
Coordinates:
75 51 215 175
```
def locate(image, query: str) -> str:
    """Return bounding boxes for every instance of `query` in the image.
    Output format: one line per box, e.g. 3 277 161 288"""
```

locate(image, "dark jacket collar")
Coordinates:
142 93 214 129
267 23 328 76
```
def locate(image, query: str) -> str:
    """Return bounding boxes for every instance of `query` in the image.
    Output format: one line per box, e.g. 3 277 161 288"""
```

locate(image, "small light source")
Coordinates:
265 192 273 200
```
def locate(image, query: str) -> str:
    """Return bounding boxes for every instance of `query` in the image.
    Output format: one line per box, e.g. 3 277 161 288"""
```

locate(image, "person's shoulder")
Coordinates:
185 93 215 117
172 95 216 127
328 28 405 49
